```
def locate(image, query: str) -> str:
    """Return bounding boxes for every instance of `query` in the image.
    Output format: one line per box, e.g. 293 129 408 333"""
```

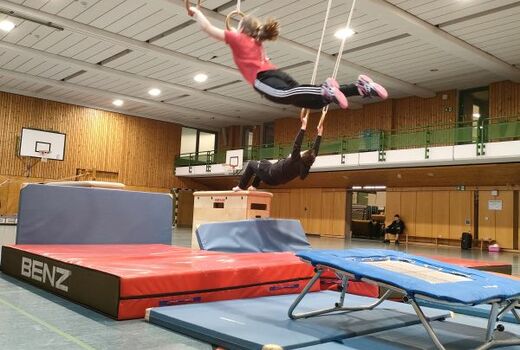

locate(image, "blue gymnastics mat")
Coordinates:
419 300 520 324
146 291 449 350
299 314 520 349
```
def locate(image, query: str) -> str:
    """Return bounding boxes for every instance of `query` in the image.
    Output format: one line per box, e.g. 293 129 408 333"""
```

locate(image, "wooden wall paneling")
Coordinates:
385 191 401 225
399 191 417 236
0 91 187 198
303 188 322 235
176 190 195 227
320 190 335 236
478 191 496 242
432 191 450 240
332 190 347 237
449 191 473 240
490 81 520 117
415 191 433 237
494 191 514 249
290 189 302 222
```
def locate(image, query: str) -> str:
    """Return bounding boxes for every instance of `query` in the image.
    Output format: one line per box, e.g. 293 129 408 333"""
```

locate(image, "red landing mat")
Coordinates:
0 245 317 320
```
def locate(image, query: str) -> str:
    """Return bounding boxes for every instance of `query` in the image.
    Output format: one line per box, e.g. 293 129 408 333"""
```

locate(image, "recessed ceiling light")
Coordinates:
335 27 355 40
112 99 124 107
148 88 161 96
194 73 208 83
0 20 15 32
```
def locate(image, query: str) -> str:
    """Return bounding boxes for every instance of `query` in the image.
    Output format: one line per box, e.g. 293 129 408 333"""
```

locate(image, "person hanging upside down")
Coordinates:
233 114 319 191
189 8 388 110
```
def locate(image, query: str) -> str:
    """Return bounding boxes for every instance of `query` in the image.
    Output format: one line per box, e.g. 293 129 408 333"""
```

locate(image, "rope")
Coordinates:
0 179 9 188
301 0 334 120
318 0 357 128
236 0 241 13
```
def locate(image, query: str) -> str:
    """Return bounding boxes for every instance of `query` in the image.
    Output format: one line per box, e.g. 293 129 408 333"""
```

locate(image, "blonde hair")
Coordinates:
241 16 280 42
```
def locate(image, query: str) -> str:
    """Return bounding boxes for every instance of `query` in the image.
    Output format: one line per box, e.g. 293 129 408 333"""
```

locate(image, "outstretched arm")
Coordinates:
291 114 308 159
312 122 323 156
190 7 225 42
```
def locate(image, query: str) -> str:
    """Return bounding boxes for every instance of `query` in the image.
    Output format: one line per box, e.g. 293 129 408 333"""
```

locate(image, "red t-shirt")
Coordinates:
225 30 277 85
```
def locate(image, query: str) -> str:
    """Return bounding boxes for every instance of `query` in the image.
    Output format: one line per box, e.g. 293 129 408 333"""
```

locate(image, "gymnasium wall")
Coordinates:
272 91 455 144
0 91 198 215
269 188 347 238
385 188 519 250
490 81 520 117
270 81 520 144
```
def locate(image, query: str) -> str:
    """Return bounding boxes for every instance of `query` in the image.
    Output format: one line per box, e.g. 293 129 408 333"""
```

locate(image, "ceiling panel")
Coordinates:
0 0 516 127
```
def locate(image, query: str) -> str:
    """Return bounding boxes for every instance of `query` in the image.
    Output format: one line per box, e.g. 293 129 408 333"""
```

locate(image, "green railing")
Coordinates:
175 116 520 168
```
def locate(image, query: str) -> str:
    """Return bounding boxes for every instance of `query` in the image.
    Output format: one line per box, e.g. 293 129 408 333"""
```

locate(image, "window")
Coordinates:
263 122 275 146
180 127 217 155
180 127 197 154
459 87 489 123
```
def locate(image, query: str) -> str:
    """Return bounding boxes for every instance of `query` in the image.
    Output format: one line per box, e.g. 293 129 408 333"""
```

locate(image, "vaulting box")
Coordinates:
191 191 273 248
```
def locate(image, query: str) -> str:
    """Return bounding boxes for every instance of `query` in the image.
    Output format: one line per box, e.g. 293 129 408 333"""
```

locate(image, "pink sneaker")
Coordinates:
323 78 348 109
356 75 388 100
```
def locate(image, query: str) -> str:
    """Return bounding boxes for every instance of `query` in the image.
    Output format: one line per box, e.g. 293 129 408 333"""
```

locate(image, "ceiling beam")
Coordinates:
356 0 520 82
0 40 290 117
0 68 257 125
163 0 436 98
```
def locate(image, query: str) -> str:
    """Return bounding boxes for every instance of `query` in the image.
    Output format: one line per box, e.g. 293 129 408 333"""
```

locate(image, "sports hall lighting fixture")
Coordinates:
148 88 161 97
0 9 63 31
112 99 124 107
0 20 15 32
194 73 208 83
335 27 355 40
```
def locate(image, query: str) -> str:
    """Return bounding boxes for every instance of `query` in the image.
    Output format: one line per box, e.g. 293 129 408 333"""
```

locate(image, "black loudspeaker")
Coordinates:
461 232 472 250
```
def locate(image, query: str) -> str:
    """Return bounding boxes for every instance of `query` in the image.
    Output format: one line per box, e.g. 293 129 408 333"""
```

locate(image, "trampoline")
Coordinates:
291 249 520 350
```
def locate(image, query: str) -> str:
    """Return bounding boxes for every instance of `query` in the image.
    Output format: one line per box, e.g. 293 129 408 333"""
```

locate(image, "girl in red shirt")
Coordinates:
189 8 388 110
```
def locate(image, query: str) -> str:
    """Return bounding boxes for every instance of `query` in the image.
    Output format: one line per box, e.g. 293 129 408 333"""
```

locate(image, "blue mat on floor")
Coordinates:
418 300 519 324
146 291 449 350
299 315 520 349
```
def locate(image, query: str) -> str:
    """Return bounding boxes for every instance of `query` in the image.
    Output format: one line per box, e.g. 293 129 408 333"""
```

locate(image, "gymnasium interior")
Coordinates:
1 0 520 349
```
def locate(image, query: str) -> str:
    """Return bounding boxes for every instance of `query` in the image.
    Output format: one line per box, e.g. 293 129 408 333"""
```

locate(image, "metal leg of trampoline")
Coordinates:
485 303 500 342
512 306 520 323
496 300 517 322
288 269 323 319
409 299 446 350
288 270 392 320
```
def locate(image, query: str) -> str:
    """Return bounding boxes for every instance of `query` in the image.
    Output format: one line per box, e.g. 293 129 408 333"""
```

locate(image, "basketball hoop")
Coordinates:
39 151 49 163
224 164 239 176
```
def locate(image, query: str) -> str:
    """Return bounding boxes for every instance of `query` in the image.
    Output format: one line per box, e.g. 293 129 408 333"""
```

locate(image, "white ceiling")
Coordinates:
0 0 518 129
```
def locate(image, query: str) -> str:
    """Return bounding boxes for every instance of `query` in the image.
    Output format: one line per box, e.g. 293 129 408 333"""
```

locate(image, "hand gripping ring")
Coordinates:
185 0 201 16
225 9 246 30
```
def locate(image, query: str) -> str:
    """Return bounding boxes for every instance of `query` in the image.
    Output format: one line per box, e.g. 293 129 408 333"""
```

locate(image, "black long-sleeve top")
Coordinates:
267 129 321 185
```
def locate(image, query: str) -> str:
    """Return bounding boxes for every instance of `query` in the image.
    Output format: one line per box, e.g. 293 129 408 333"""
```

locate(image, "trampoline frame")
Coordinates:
288 262 520 350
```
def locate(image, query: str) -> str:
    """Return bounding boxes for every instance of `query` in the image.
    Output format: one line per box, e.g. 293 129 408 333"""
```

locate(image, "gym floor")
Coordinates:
1 228 519 350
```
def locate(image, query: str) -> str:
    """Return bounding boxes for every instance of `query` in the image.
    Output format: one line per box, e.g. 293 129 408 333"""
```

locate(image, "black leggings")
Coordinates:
254 69 359 109
238 160 273 189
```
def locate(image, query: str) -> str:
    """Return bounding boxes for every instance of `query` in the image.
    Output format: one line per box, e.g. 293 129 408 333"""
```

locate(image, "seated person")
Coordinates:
383 214 405 245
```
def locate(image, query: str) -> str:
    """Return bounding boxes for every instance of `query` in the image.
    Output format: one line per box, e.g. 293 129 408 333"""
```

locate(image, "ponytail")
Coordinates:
242 16 280 42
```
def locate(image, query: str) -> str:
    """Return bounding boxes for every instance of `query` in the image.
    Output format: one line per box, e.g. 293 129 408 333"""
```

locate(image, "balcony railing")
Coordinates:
175 116 520 169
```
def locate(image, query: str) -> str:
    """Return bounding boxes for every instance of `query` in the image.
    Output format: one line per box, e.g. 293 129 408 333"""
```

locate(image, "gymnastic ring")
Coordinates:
225 10 246 31
185 0 201 16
